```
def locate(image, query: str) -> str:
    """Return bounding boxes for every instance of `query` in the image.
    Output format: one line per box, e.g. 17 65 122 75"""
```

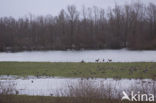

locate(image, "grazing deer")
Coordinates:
95 58 100 63
108 59 112 62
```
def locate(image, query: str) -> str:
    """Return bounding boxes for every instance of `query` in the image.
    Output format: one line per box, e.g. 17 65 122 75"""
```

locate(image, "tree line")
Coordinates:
0 2 156 52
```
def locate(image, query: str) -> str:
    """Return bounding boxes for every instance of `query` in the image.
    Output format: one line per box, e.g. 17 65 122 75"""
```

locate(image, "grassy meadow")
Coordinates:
0 62 156 79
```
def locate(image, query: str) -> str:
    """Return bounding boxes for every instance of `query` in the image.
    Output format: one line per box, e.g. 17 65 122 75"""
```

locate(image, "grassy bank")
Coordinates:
0 62 156 79
0 95 153 103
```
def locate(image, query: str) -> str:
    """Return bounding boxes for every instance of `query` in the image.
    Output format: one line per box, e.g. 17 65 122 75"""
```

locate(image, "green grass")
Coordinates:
0 62 156 79
0 95 153 103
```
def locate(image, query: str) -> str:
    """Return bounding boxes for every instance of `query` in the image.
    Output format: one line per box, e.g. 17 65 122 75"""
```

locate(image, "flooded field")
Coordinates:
0 49 156 62
0 76 156 97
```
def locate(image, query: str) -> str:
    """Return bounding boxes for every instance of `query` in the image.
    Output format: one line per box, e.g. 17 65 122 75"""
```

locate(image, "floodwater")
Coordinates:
0 49 156 62
0 76 155 96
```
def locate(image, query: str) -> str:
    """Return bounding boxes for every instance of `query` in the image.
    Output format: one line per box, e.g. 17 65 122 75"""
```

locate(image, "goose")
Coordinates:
102 59 105 62
108 59 112 62
95 58 100 63
81 60 85 63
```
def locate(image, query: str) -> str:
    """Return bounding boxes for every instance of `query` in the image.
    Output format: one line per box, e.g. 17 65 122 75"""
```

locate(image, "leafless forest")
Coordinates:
0 3 156 52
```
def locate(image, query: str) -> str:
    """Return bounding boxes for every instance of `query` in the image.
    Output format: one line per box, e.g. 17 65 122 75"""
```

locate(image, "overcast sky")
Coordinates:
0 0 156 18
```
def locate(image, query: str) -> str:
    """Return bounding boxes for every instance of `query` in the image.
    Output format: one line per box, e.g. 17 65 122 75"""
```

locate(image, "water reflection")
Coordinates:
0 76 155 97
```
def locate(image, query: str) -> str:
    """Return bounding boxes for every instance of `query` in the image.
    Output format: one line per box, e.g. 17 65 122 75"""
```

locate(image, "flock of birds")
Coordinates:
81 58 112 63
30 58 112 83
95 58 112 62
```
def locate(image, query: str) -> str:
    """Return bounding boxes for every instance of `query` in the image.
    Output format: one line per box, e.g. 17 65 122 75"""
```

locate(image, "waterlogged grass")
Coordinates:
0 62 156 79
0 95 153 103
